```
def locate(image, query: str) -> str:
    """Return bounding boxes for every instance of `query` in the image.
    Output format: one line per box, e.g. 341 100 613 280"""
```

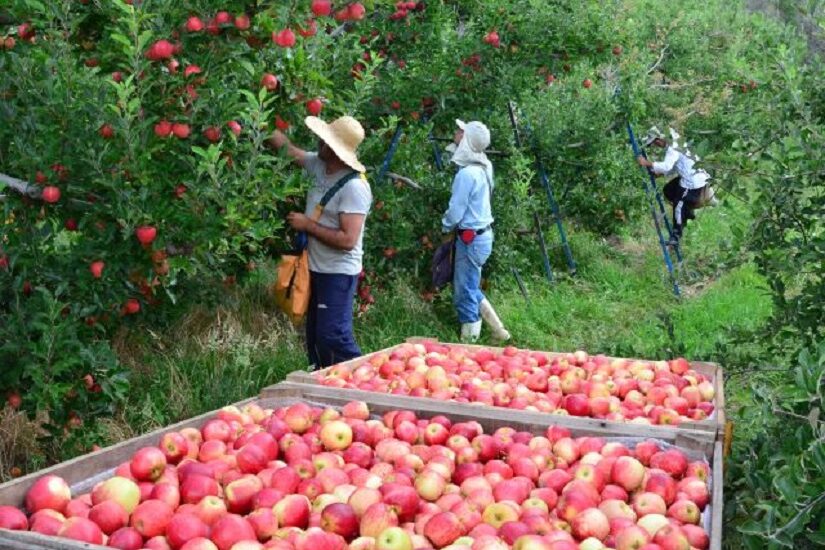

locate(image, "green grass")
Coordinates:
120 198 770 436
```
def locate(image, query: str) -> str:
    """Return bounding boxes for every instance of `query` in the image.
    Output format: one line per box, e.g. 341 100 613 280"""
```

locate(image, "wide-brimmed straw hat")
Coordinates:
305 115 366 173
643 126 665 146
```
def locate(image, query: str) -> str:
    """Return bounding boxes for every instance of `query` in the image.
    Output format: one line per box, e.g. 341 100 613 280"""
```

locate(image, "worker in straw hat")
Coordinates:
268 115 372 369
637 126 713 246
442 119 511 343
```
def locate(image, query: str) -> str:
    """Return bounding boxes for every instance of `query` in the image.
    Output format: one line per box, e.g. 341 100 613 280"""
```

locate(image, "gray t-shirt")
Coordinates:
303 153 372 275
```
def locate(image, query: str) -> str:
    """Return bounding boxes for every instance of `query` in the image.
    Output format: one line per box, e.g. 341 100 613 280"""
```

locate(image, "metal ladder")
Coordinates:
508 102 577 278
627 121 682 297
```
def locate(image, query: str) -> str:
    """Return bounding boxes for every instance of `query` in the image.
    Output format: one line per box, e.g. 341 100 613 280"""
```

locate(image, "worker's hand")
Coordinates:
287 212 312 232
441 232 454 244
637 156 652 168
270 130 289 149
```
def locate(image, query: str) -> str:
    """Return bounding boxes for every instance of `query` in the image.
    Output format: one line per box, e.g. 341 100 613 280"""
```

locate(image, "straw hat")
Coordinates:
305 116 366 173
643 126 665 146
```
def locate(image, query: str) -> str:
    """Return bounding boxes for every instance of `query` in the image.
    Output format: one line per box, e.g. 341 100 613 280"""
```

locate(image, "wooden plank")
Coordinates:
277 336 726 438
0 382 723 549
0 529 103 550
710 441 724 550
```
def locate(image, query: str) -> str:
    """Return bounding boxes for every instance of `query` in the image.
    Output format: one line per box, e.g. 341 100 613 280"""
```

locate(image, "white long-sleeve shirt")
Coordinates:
652 147 710 190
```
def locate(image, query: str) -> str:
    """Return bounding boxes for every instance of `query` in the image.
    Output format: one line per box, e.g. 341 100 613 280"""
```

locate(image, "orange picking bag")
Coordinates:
274 171 358 324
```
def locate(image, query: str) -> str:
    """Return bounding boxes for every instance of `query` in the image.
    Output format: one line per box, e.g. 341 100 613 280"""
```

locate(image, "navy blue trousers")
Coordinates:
306 272 362 369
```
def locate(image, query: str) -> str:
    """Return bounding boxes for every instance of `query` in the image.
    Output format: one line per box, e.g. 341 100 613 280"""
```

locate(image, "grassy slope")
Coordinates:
124 191 770 427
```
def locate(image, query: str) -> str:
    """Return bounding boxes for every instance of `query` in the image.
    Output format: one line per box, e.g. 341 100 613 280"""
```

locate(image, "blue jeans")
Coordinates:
307 272 362 369
453 232 493 323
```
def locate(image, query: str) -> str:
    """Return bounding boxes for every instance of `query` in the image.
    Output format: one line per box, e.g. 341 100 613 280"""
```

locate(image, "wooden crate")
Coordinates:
285 337 726 438
0 382 723 549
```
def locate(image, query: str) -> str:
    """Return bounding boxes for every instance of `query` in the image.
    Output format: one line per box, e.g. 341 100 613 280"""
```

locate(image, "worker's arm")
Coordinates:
651 148 679 175
267 130 307 167
287 212 365 251
287 180 370 251
441 169 473 233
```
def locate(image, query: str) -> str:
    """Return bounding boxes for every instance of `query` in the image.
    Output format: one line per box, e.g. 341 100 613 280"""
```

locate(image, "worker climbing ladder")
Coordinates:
508 102 577 278
626 121 682 297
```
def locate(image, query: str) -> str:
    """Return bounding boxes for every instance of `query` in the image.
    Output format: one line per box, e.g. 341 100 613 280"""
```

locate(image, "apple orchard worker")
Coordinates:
637 126 712 246
268 116 372 369
442 119 511 343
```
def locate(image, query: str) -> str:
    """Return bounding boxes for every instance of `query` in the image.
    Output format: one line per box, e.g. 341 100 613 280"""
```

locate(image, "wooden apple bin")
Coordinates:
0 382 723 549
284 338 727 441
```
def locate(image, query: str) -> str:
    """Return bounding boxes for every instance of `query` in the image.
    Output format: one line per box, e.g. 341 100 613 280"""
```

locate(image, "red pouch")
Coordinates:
459 229 476 245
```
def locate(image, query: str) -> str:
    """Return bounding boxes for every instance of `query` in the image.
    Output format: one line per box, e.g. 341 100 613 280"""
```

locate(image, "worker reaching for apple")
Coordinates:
441 119 511 343
268 116 372 369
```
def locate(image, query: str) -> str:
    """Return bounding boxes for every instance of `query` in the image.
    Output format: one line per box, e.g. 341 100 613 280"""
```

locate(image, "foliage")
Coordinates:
1 3 824 546
725 344 825 549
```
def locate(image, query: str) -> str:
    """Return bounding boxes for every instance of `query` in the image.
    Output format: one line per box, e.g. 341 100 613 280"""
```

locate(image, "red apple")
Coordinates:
614 525 650 550
130 499 174 538
109 526 144 550
360 502 399 538
195 495 227 526
234 14 251 30
321 503 359 539
632 492 667 518
185 17 204 32
131 447 167 481
311 0 332 17
89 499 128 534
423 511 465 547
570 508 610 541
167 513 210 550
57 516 104 545
211 514 257 550
681 524 709 549
0 506 28 530
225 475 264 514
306 98 324 116
273 29 296 48
29 509 65 536
650 450 688 478
611 456 646 492
248 508 279 541
92 478 140 514
653 524 690 550
25 475 72 514
41 185 60 203
274 494 311 528
135 226 158 246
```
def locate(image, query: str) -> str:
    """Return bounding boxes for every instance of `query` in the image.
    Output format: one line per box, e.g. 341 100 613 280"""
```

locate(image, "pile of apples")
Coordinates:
0 401 711 550
315 343 716 426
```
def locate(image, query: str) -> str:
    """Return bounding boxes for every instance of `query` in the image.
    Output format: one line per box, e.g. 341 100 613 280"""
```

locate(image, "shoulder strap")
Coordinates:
320 171 360 207
312 171 359 221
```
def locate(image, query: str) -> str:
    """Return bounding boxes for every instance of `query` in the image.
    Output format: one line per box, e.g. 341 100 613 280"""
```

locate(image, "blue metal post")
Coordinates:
516 106 577 275
507 102 554 283
627 122 681 297
377 125 404 182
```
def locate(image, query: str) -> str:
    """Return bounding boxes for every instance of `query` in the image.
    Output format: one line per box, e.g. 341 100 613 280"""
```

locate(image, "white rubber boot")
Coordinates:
480 299 511 341
460 321 482 343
